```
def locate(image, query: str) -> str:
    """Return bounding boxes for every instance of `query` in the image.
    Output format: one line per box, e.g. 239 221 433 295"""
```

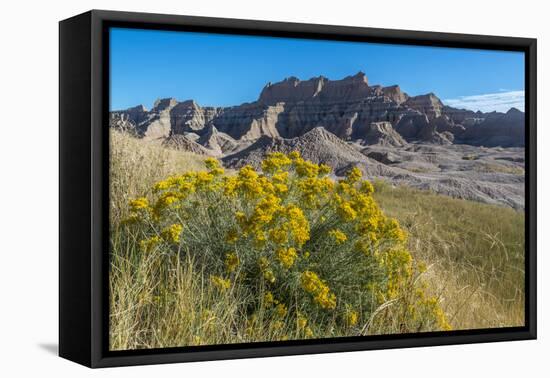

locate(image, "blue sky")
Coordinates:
110 28 525 113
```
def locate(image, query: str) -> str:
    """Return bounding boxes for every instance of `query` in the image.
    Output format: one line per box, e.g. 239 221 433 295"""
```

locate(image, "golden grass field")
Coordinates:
109 130 524 350
373 181 524 330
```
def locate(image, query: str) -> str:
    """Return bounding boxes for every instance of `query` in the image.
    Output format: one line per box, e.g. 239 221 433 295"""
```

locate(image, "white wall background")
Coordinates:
0 0 547 375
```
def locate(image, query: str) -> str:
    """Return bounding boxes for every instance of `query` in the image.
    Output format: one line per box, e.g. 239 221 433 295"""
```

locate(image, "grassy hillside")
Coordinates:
110 130 207 224
109 131 524 350
373 181 524 330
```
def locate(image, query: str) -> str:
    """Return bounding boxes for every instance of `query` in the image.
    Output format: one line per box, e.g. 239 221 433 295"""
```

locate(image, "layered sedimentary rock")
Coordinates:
109 105 149 132
110 72 525 153
358 122 407 147
380 85 409 104
162 134 212 155
213 102 284 141
111 98 178 140
404 93 444 119
169 100 221 134
197 125 243 156
458 108 525 147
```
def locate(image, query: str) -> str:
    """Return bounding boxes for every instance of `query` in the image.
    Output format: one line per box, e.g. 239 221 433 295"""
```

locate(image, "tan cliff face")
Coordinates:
110 72 524 149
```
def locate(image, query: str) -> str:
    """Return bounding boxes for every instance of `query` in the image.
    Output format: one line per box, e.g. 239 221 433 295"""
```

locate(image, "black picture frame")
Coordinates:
59 9 537 368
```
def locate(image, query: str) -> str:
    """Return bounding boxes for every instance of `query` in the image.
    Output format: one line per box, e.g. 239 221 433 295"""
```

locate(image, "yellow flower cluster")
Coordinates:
149 159 221 194
139 235 161 252
277 205 310 247
336 199 357 221
204 157 225 176
345 166 363 184
275 303 288 318
148 169 217 218
294 156 321 177
301 271 337 310
264 291 276 306
328 229 347 244
129 197 149 211
430 299 453 331
296 312 308 329
161 223 183 244
210 275 231 291
228 165 266 198
298 176 334 207
332 167 407 252
250 194 282 226
225 252 239 273
230 168 310 248
261 152 292 174
381 247 414 300
295 312 314 337
262 291 291 323
276 247 297 269
343 306 359 327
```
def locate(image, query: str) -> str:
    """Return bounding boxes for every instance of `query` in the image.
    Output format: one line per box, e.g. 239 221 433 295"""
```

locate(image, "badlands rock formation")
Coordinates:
110 72 525 209
111 72 524 148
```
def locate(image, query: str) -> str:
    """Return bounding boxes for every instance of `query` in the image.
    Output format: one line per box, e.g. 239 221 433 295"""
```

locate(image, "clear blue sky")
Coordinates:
110 27 525 112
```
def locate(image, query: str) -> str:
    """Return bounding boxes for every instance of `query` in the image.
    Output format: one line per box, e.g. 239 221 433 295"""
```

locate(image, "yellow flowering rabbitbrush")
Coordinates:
161 223 183 244
123 151 450 338
225 252 239 273
301 270 337 310
328 229 348 244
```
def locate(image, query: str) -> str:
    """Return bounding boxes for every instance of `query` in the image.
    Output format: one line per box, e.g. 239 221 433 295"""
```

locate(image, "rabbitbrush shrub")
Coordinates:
119 152 450 343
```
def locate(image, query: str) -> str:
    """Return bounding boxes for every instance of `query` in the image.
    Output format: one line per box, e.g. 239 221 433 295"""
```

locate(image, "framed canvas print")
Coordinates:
59 10 536 368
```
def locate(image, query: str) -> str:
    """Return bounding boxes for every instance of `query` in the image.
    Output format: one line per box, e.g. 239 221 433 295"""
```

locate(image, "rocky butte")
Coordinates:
110 72 525 209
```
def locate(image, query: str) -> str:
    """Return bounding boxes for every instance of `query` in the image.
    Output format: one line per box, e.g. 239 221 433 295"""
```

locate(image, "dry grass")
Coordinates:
109 242 264 349
373 180 524 329
472 162 524 175
110 130 206 223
